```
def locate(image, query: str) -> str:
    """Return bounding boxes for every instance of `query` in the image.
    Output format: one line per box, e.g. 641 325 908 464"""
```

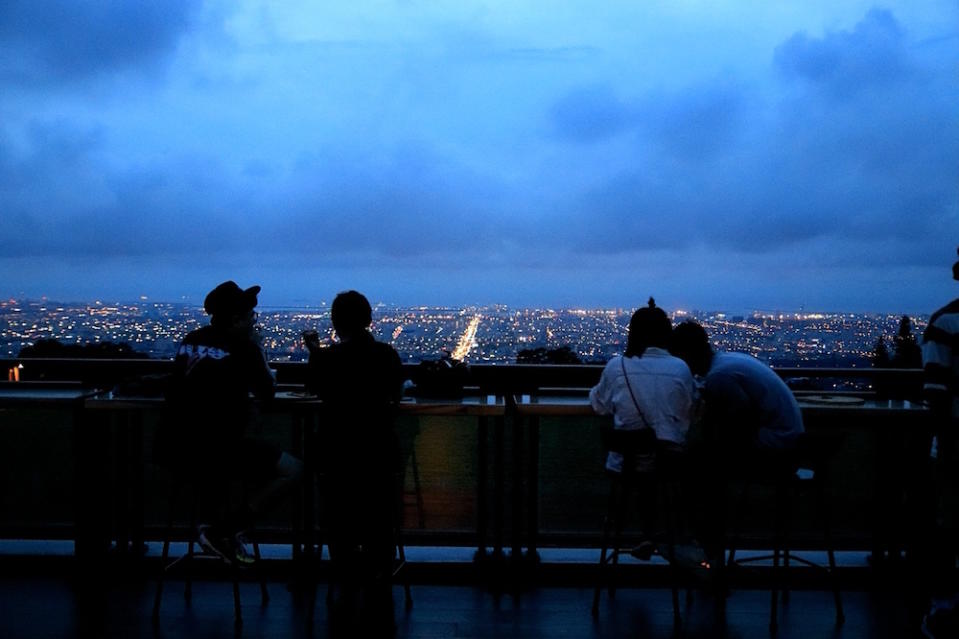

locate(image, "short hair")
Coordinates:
625 297 672 358
669 320 714 377
330 290 372 336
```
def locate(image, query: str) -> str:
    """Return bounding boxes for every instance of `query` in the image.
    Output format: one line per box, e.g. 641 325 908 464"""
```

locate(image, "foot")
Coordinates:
658 541 713 582
197 525 233 565
629 540 656 561
232 531 256 566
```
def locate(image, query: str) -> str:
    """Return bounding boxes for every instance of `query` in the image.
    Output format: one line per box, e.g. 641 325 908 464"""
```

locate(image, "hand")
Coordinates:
301 329 320 350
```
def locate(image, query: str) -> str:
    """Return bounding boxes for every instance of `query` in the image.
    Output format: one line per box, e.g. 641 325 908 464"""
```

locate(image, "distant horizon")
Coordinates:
0 292 940 319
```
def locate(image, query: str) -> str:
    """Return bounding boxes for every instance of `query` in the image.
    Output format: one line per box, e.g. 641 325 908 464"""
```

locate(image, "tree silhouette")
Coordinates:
891 316 921 369
18 338 149 359
516 346 583 364
872 336 890 368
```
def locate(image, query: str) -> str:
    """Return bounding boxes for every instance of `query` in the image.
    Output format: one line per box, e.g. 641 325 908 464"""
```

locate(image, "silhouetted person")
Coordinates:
590 298 697 565
156 281 303 564
590 298 697 471
670 321 803 451
918 248 959 638
304 290 404 632
669 320 803 563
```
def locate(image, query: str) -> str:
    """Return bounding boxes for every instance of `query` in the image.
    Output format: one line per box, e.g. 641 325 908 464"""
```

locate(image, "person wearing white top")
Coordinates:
590 299 698 473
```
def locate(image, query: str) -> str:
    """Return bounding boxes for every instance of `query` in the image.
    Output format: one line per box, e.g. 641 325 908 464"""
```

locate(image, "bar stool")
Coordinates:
723 432 845 633
402 447 426 529
591 425 686 625
307 469 412 625
151 469 269 628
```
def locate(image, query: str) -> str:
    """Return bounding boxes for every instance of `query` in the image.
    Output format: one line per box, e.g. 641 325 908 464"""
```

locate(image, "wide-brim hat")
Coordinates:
203 281 261 317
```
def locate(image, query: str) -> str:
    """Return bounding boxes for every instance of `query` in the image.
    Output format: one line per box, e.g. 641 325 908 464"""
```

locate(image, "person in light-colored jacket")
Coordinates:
590 298 698 473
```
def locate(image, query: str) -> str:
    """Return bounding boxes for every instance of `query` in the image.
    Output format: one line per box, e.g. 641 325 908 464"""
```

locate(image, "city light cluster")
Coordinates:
0 299 926 367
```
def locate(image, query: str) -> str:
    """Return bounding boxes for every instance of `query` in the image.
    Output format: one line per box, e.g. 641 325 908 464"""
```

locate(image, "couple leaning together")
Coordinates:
589 297 804 572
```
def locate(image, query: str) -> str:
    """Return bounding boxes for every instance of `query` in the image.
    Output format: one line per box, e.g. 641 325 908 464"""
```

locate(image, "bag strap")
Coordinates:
620 356 652 430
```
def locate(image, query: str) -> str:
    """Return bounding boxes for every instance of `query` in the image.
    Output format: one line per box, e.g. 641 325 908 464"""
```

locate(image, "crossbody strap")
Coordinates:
620 356 652 430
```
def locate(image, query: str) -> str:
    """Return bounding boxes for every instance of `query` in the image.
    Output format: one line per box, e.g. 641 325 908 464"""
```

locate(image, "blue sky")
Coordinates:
1 1 957 313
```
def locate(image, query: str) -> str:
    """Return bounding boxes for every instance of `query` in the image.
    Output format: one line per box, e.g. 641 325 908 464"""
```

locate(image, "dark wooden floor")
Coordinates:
0 572 926 639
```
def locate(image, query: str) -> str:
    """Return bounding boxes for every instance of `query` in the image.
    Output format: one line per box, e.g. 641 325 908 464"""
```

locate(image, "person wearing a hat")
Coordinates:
920 248 959 638
157 281 302 565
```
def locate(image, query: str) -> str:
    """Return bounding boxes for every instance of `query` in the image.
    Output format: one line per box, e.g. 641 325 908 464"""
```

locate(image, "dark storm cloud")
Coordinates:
773 8 911 98
267 144 513 262
556 8 959 264
549 80 745 155
0 121 241 258
549 84 637 143
0 0 196 84
640 82 745 162
2 4 955 293
0 123 515 266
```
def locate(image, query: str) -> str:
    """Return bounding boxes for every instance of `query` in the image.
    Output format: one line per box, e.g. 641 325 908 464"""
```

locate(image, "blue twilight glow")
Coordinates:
0 1 957 312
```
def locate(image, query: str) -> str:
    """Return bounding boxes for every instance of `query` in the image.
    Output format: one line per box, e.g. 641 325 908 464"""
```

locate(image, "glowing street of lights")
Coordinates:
0 298 925 370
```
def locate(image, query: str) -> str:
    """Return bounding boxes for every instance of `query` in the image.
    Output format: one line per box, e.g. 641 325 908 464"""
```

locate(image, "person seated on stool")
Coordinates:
669 320 804 564
589 298 698 558
156 280 303 565
303 290 404 625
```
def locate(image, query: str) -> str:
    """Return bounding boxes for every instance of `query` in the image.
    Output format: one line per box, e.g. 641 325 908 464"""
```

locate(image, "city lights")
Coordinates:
0 298 926 367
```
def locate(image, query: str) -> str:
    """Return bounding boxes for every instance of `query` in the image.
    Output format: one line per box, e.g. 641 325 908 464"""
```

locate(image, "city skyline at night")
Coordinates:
0 296 925 370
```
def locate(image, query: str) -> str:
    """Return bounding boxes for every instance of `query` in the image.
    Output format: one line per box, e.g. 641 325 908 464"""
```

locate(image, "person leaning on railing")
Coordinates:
668 320 804 565
303 290 404 627
589 297 698 473
155 281 303 566
589 298 698 561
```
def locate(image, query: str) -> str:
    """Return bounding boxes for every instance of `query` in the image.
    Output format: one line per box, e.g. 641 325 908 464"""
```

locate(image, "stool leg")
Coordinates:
770 546 780 634
253 539 269 605
152 483 175 623
152 534 170 623
410 448 426 529
782 547 791 603
391 469 413 611
818 475 845 625
592 481 619 616
185 489 196 603
661 477 682 627
233 562 243 626
770 481 787 634
726 482 751 568
782 481 792 605
608 481 631 599
397 539 412 610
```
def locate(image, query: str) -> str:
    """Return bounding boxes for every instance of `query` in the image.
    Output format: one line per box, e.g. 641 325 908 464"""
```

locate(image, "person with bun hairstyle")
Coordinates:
589 298 699 565
590 297 698 472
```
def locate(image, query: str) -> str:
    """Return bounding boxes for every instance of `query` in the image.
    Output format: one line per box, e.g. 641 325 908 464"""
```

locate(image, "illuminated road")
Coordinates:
451 315 481 361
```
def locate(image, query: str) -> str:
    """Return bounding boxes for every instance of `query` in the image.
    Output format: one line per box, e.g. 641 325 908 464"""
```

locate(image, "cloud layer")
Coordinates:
0 3 957 309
